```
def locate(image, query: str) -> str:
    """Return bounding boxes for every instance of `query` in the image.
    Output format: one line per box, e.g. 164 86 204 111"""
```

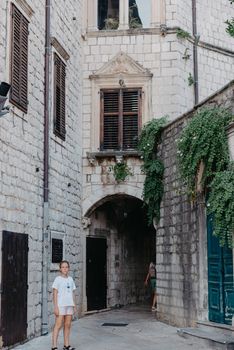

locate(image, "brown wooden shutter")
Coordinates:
10 4 29 112
101 90 119 150
54 53 66 140
122 89 141 150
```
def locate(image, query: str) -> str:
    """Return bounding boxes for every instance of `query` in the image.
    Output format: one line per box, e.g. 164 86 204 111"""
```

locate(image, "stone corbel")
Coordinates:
82 216 91 229
87 153 97 166
115 155 123 164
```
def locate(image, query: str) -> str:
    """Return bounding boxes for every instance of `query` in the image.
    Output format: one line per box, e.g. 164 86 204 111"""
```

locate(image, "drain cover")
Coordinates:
102 322 128 327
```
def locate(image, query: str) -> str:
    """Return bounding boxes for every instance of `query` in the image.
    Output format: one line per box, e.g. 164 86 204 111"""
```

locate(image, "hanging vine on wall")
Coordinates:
176 106 233 246
112 162 132 183
138 117 167 225
207 163 234 247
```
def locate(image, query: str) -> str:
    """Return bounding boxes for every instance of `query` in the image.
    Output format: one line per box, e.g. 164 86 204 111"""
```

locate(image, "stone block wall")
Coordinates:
0 0 82 339
156 81 234 327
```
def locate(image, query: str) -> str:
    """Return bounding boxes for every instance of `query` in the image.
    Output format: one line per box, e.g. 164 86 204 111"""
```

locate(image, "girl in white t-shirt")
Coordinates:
51 260 77 350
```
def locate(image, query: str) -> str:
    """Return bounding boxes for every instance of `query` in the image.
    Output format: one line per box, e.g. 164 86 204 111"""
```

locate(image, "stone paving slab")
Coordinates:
14 306 208 350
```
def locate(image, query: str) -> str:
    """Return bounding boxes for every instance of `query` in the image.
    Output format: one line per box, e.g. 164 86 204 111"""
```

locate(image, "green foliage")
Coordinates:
226 18 234 37
207 164 234 247
177 107 232 194
226 0 234 37
113 162 132 183
104 17 119 30
177 107 234 247
176 28 191 39
138 117 167 224
188 73 195 86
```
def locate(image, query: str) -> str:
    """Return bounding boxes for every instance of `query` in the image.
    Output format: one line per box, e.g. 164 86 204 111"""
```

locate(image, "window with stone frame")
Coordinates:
100 88 142 151
98 0 119 30
10 4 29 113
53 53 66 140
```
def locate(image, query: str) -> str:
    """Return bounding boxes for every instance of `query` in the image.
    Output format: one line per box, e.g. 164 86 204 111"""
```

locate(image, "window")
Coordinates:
100 88 142 150
53 53 66 140
129 0 150 28
98 0 119 30
10 4 29 112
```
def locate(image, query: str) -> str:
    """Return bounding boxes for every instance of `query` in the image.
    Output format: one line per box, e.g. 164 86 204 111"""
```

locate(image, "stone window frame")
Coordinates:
90 71 152 153
50 231 65 271
86 0 165 32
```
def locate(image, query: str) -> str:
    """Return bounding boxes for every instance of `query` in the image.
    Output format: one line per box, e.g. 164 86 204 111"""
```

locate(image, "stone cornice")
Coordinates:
15 0 34 18
51 37 70 61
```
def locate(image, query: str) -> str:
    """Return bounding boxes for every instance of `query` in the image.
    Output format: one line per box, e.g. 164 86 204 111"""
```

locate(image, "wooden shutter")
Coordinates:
122 89 141 150
100 88 141 150
10 4 29 112
54 53 66 140
101 90 119 150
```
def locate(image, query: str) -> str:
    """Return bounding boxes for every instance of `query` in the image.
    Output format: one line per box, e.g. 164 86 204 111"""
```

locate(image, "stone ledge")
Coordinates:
87 151 142 165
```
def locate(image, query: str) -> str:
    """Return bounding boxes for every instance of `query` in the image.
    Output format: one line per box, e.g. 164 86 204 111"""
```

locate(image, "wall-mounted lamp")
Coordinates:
0 82 11 118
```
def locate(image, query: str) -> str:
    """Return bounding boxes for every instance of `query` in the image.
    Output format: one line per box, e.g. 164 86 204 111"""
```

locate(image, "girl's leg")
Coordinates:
52 315 64 348
63 315 72 347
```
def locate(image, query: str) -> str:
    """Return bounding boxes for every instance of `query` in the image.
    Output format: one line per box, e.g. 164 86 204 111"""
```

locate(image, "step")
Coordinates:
197 320 234 336
177 327 234 350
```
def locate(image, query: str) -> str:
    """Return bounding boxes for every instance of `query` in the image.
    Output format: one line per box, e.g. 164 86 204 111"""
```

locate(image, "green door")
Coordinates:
207 214 234 324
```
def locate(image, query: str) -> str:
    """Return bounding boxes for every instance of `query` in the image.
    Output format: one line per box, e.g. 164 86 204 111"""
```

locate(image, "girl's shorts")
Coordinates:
58 306 74 315
150 278 156 290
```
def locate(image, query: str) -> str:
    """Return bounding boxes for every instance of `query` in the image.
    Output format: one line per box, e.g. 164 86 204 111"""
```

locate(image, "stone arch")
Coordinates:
83 184 143 218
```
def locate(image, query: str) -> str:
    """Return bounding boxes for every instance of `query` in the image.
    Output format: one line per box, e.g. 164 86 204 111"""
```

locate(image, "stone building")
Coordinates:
81 0 234 319
0 0 234 348
0 0 82 346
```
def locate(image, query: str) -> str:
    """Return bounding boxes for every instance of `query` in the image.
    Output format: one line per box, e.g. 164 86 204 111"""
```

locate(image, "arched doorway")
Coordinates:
85 194 155 311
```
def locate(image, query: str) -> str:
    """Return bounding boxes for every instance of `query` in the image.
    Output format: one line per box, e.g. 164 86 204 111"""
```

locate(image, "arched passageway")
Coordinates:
85 194 155 311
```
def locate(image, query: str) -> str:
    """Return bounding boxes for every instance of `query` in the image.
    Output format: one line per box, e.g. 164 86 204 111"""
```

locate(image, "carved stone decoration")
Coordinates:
82 216 91 229
90 52 153 79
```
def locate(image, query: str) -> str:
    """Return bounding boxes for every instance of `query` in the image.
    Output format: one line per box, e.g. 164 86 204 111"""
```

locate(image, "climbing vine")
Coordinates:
226 0 234 37
177 107 234 246
207 163 234 247
112 162 132 183
138 117 167 224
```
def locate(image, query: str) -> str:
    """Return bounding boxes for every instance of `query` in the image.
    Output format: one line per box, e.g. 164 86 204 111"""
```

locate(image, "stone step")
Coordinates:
197 320 234 336
177 327 234 350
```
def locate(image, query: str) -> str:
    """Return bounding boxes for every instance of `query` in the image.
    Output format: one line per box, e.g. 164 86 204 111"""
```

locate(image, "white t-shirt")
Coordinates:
52 275 76 307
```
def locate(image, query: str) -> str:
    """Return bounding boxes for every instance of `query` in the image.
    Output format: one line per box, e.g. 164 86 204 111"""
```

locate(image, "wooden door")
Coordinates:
207 215 234 324
1 231 28 346
86 237 107 311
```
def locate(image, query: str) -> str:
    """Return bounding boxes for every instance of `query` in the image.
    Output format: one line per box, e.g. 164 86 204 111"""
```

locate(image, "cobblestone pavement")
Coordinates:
14 305 208 350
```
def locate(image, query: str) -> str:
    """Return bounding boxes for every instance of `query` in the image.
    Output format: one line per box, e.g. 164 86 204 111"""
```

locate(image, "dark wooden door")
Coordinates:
1 231 28 346
207 215 234 324
86 237 107 311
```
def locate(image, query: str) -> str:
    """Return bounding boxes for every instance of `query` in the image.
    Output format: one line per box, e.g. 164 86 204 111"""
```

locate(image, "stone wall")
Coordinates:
0 0 82 339
156 81 234 327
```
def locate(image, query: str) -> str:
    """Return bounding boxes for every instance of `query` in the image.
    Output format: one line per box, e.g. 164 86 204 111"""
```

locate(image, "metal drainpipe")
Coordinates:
192 0 199 105
41 0 50 335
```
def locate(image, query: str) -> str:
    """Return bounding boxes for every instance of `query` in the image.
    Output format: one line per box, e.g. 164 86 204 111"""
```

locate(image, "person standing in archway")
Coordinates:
144 260 157 311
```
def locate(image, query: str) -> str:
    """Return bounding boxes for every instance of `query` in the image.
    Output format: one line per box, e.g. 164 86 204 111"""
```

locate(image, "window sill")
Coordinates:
86 26 164 37
87 150 142 165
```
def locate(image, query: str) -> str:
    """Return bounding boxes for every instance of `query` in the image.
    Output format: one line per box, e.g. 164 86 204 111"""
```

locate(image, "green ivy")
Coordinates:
113 162 132 183
226 18 234 37
207 163 234 247
177 107 232 194
177 107 234 247
138 117 167 224
176 28 191 39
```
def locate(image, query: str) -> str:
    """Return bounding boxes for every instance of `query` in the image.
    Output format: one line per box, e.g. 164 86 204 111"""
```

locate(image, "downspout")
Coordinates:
192 0 199 105
42 0 50 335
